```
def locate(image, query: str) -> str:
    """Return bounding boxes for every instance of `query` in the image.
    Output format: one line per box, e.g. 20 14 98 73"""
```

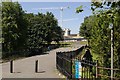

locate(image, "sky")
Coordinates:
18 2 93 34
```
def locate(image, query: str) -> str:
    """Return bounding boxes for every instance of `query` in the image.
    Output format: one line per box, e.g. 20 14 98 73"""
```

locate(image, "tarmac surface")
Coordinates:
1 41 84 78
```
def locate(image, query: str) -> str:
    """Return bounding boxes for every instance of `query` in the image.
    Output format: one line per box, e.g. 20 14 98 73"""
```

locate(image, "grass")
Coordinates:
51 41 74 45
60 41 74 44
58 41 74 47
80 41 88 45
51 41 74 47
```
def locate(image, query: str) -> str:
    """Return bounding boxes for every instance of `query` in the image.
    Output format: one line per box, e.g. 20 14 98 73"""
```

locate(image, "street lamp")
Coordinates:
109 23 113 80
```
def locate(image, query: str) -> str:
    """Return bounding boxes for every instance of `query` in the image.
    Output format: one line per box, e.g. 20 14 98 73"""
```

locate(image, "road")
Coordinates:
1 41 83 78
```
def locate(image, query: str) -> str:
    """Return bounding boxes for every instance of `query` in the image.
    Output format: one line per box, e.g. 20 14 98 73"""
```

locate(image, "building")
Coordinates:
63 28 85 42
63 28 71 36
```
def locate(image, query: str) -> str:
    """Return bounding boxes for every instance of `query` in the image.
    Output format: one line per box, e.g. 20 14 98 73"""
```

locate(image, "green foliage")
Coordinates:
2 2 28 58
76 5 84 13
79 1 120 78
25 12 63 54
2 2 63 59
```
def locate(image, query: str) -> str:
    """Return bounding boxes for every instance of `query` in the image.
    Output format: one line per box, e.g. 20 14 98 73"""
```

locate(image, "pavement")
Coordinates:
1 41 83 78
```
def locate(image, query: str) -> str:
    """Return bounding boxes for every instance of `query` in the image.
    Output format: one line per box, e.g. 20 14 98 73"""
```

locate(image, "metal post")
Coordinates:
10 60 13 73
70 54 72 79
89 66 90 79
83 67 84 79
87 67 88 79
82 66 83 79
109 23 113 80
96 60 98 78
35 60 38 73
111 28 113 80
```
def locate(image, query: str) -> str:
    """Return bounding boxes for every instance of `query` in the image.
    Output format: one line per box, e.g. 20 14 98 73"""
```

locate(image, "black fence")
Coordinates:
56 52 72 78
56 47 98 79
74 59 97 79
56 46 85 79
56 46 120 79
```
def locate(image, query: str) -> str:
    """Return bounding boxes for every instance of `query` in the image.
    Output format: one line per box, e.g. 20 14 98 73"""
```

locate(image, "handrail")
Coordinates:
97 74 120 79
97 66 120 71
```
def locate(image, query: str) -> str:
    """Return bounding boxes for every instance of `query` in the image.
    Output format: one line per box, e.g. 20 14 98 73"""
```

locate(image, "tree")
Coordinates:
91 1 120 77
2 2 63 58
2 2 28 58
78 1 120 78
25 12 63 55
52 26 63 43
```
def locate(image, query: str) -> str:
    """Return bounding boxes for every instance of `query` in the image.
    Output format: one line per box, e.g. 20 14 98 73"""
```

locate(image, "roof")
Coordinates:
70 34 77 36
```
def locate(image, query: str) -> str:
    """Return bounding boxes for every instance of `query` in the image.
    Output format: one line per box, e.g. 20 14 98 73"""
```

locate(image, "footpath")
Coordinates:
1 41 83 78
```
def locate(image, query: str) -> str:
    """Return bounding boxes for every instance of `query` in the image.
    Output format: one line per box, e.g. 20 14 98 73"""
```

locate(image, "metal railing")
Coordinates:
56 46 120 79
56 46 84 79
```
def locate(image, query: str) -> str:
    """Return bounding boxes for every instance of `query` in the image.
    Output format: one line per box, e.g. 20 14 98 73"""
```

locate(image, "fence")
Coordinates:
56 46 84 79
56 46 120 79
96 66 120 79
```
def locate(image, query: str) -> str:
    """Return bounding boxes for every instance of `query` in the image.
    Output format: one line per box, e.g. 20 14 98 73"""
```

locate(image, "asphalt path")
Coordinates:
1 41 83 78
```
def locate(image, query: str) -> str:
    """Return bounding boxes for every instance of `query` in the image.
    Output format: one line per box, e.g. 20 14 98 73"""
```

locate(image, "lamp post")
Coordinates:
109 23 113 80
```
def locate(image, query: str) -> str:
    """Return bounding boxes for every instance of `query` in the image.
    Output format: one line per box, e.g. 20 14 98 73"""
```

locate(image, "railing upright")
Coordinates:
70 54 72 79
96 60 98 78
